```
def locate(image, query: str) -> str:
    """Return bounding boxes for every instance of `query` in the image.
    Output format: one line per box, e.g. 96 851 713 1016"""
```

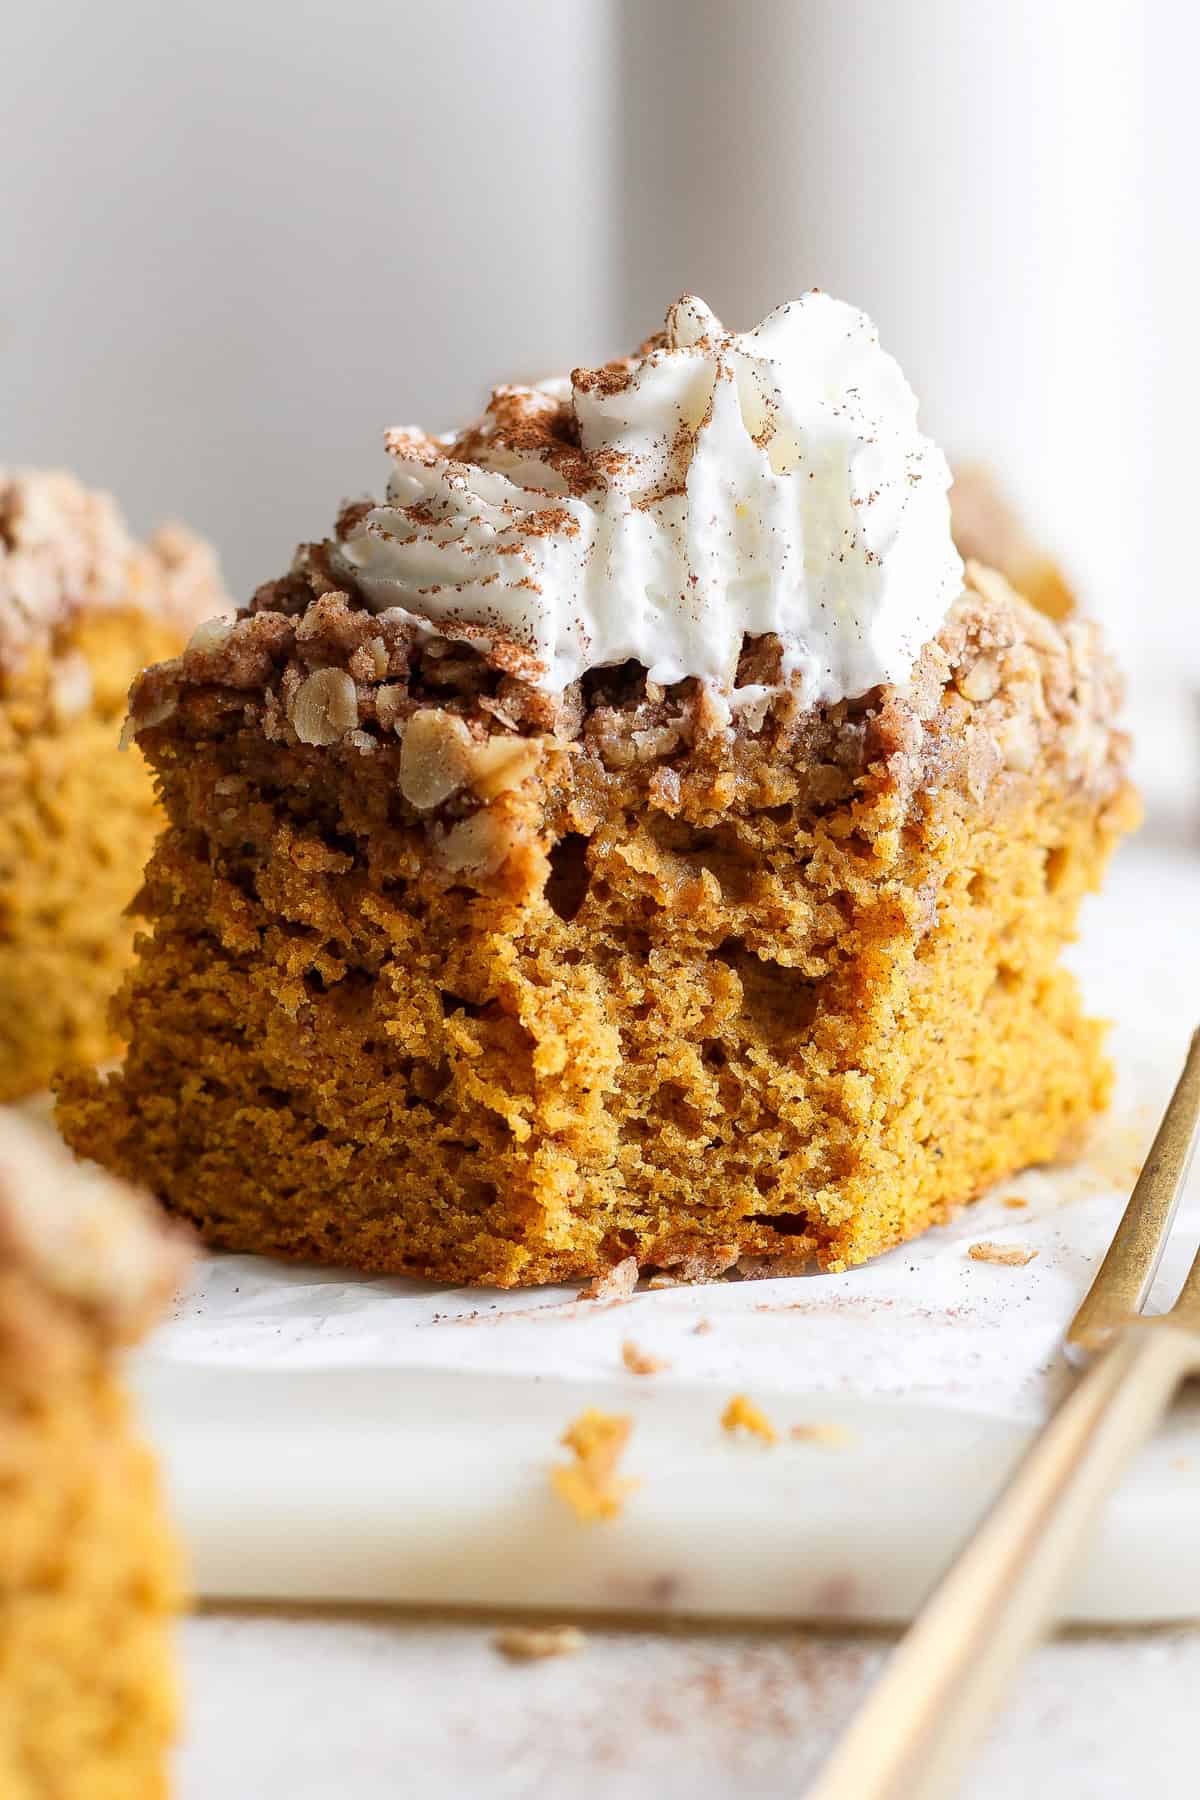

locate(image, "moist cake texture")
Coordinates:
55 558 1136 1285
0 1110 189 1798
0 470 226 1100
56 298 1138 1286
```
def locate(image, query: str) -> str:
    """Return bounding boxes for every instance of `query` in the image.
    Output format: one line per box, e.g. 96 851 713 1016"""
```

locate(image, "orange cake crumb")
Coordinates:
550 1408 637 1523
968 1241 1038 1266
493 1624 585 1662
621 1339 669 1376
1002 1196 1030 1210
722 1394 778 1444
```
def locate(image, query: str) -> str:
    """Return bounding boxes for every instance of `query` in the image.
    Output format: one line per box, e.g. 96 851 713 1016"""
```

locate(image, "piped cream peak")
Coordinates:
334 293 963 708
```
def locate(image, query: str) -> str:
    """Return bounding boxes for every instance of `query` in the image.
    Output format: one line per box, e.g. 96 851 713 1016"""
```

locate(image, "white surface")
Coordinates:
134 841 1200 1624
179 1611 1200 1800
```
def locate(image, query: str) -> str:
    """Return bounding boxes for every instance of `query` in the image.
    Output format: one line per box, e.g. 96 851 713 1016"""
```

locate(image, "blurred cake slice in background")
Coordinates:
0 1108 190 1796
0 470 227 1100
950 463 1075 622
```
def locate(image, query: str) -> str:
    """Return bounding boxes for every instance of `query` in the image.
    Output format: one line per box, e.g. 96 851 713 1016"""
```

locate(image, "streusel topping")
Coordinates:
127 556 1129 908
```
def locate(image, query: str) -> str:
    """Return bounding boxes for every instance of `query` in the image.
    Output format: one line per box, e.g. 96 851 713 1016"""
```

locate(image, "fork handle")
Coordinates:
810 1324 1193 1800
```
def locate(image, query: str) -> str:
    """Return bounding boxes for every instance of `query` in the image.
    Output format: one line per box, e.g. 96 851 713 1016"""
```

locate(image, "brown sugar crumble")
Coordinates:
493 1624 585 1662
968 1241 1039 1267
550 1409 638 1523
621 1339 670 1376
721 1395 778 1445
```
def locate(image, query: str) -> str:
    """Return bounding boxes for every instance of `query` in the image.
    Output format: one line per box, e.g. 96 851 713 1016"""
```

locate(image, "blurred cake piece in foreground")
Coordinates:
0 470 227 1099
0 1109 190 1797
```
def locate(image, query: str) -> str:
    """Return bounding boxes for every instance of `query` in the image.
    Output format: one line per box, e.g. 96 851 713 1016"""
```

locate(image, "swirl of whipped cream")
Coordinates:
334 293 963 707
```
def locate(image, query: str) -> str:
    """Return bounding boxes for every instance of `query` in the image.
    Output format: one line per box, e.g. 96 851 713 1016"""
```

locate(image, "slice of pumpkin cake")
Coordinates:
57 294 1137 1285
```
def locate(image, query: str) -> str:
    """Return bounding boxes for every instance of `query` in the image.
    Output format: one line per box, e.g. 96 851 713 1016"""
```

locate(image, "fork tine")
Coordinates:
1174 1238 1200 1326
1170 1075 1200 1323
1067 1027 1200 1354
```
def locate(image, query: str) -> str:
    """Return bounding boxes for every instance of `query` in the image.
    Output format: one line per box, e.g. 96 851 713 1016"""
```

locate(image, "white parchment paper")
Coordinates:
131 843 1200 1620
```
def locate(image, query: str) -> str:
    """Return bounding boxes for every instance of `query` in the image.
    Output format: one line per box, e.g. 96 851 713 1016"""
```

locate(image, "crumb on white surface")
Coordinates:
968 1241 1038 1266
580 1256 639 1303
550 1409 637 1523
721 1395 777 1445
621 1339 669 1376
790 1423 853 1449
493 1625 585 1662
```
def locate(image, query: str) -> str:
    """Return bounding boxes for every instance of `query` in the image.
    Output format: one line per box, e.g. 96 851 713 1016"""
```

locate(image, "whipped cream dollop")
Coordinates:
334 293 963 707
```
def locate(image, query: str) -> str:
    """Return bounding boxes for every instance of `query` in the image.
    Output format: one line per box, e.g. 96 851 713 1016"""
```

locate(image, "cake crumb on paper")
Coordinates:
693 1319 713 1336
968 1241 1038 1266
580 1256 638 1303
790 1422 852 1449
493 1625 585 1662
721 1394 777 1445
621 1339 669 1376
551 1409 638 1523
1002 1196 1029 1210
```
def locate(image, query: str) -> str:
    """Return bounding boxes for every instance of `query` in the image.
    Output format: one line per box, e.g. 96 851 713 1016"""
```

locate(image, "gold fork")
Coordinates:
811 1026 1200 1800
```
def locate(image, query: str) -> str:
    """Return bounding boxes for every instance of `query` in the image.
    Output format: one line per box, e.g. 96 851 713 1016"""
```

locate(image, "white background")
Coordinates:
2 1 620 593
3 0 1197 771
